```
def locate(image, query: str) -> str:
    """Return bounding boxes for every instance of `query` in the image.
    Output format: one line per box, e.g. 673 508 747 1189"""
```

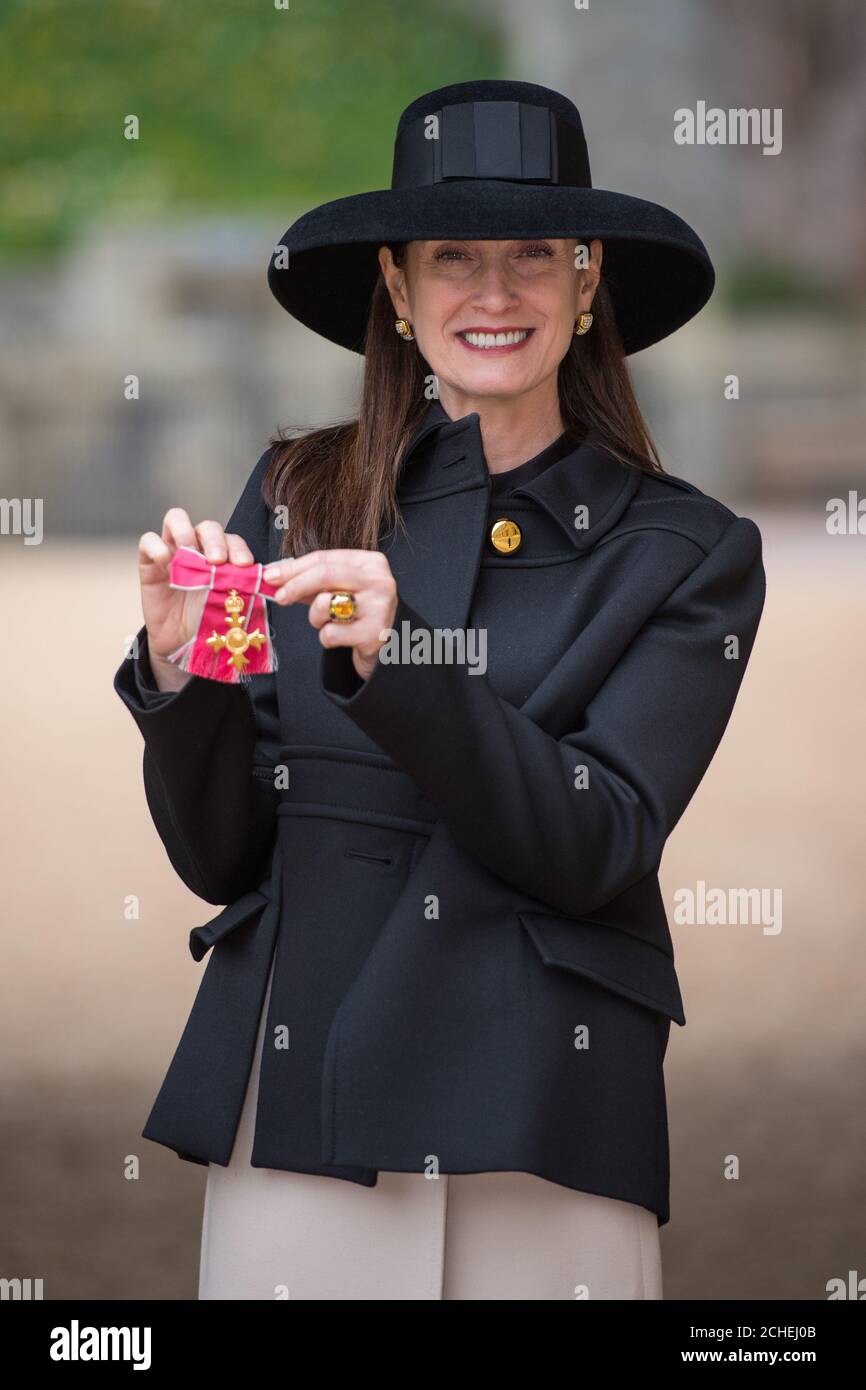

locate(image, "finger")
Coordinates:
308 591 333 629
273 560 384 606
262 551 324 585
263 548 386 588
162 508 198 550
308 590 367 630
194 520 229 564
317 618 381 648
224 531 256 566
318 621 362 647
274 563 346 605
138 531 173 578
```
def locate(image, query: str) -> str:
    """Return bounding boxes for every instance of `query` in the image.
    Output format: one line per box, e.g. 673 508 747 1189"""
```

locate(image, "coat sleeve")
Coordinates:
112 449 281 906
319 515 766 920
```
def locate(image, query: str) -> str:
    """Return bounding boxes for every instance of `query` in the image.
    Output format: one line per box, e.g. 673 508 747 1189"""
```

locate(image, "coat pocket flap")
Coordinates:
189 888 270 962
517 910 686 1026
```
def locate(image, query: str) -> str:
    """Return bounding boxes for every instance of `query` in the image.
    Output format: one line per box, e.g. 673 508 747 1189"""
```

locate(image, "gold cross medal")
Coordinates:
164 546 281 683
206 589 267 673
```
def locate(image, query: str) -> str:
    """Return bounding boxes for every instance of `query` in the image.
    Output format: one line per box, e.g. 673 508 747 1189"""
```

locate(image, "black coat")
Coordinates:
113 401 766 1226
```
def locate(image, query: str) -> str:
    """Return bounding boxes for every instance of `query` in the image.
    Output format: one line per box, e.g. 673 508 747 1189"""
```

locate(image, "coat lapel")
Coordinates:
388 402 491 632
511 438 643 550
389 399 643 629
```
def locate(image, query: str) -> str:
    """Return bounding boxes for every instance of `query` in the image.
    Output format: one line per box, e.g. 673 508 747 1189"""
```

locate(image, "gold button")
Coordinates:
489 517 522 553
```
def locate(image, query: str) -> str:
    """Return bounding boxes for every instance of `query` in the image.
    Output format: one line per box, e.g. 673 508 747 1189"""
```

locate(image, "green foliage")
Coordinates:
720 254 846 315
0 0 500 258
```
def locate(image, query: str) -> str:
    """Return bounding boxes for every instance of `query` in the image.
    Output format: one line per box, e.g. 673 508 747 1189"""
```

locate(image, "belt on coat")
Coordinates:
272 743 440 838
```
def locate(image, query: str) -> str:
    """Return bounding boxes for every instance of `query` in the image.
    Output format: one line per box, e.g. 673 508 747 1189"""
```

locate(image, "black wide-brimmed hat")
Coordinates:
267 79 714 357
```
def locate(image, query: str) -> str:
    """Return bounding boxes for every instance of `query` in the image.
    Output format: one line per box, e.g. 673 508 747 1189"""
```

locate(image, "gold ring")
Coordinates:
329 591 357 623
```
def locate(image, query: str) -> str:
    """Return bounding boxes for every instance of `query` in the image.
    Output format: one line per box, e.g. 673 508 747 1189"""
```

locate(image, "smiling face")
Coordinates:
379 238 602 412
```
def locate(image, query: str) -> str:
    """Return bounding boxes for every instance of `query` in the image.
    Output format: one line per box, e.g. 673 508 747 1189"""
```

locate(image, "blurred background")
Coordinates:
2 0 864 1300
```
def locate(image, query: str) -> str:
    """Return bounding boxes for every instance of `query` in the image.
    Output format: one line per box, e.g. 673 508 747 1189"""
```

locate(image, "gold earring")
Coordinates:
574 312 594 336
395 318 415 341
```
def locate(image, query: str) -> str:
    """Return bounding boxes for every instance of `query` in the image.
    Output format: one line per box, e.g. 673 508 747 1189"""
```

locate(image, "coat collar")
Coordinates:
398 397 642 554
389 397 642 635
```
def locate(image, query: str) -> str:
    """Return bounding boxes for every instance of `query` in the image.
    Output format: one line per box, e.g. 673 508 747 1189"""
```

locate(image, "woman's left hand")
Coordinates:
263 549 398 682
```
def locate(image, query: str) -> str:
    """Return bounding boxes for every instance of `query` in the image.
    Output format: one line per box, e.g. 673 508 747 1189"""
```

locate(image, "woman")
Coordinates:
114 80 766 1300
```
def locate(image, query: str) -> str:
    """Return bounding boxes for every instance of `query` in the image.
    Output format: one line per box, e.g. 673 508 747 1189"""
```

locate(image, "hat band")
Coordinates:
391 100 592 190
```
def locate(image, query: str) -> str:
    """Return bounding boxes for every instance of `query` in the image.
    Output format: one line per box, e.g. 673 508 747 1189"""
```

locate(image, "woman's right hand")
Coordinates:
138 509 256 691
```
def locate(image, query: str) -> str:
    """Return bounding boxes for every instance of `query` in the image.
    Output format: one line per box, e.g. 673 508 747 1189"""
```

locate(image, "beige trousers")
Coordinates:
199 960 663 1301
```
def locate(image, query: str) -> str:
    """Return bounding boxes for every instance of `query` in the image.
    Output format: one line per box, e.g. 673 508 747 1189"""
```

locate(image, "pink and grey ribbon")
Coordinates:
164 544 281 683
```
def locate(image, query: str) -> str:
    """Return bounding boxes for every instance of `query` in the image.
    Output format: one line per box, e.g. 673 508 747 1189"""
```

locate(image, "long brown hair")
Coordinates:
263 241 664 559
